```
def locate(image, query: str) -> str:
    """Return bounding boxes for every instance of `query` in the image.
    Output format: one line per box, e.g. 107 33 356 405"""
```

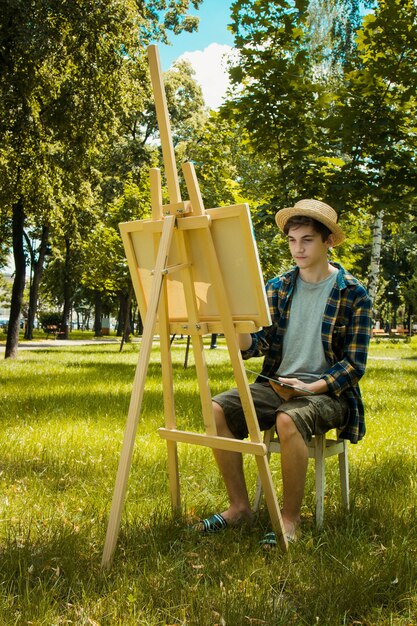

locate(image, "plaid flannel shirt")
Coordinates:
241 263 373 443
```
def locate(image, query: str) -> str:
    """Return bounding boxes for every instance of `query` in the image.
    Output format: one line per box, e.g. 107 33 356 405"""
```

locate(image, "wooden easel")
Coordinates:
101 45 287 569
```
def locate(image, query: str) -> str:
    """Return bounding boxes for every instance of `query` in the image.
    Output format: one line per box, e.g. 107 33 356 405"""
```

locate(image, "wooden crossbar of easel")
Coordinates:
100 45 287 569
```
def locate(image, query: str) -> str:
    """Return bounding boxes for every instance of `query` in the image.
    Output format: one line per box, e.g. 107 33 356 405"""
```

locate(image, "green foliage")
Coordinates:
225 0 417 214
0 0 207 355
144 0 203 40
0 274 11 310
183 112 241 208
225 0 318 205
3 0 417 354
251 211 293 280
1 0 146 215
80 176 152 297
165 59 207 146
37 311 62 330
221 0 417 316
374 219 417 324
329 0 417 216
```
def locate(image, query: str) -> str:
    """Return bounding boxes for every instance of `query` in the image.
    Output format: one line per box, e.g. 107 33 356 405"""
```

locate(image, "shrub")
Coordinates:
38 311 62 331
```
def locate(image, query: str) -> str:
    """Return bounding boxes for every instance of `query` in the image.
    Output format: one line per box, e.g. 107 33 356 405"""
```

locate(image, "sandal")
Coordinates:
259 531 277 549
193 513 228 534
259 530 297 550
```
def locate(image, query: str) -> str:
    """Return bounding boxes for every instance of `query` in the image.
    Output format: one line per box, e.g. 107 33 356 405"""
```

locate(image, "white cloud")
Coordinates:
177 43 236 110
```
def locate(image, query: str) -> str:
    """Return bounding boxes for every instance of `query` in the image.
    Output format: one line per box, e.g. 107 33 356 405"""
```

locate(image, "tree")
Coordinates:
0 0 202 357
378 220 417 329
0 273 11 313
164 59 207 147
75 58 207 340
225 0 319 206
23 225 50 339
223 0 417 296
80 177 152 337
367 210 384 304
329 0 417 218
327 0 417 303
183 111 241 209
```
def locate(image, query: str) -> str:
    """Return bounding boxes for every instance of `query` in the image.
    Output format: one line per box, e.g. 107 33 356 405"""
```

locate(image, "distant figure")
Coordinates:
210 333 217 349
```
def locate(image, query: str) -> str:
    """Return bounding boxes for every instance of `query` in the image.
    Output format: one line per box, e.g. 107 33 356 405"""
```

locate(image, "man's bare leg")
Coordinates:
276 410 309 538
211 401 254 525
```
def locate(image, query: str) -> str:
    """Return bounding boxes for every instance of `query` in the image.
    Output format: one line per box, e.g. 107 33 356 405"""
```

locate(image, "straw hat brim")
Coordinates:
275 206 345 246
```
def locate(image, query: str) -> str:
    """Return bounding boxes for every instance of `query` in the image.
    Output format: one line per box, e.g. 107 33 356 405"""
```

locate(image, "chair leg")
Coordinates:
253 427 274 512
254 430 349 528
338 439 350 511
314 435 326 528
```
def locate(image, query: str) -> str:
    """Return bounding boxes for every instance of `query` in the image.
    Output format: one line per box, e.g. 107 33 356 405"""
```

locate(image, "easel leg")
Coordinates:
256 455 288 551
184 335 191 368
101 216 176 569
159 282 181 511
198 227 288 551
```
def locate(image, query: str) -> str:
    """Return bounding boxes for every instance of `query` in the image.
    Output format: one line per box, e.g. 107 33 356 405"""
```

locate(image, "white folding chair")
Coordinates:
253 427 349 527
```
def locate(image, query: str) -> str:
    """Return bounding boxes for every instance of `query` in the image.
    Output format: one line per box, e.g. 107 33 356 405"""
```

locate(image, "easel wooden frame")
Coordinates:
101 45 288 568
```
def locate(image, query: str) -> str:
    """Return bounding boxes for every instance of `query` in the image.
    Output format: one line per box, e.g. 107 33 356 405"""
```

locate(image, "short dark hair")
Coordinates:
283 215 332 242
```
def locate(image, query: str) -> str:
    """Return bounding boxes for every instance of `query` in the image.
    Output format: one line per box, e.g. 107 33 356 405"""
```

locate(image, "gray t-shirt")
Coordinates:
277 271 337 383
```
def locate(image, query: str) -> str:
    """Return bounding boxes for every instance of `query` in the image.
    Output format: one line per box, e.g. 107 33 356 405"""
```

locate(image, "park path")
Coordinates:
0 338 404 360
0 338 123 352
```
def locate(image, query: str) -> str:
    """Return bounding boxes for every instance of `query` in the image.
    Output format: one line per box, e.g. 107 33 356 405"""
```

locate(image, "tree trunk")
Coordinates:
137 314 143 335
367 210 384 306
5 200 26 359
123 285 133 344
94 290 102 337
117 287 132 340
119 285 133 352
61 237 72 339
24 225 49 340
116 291 125 337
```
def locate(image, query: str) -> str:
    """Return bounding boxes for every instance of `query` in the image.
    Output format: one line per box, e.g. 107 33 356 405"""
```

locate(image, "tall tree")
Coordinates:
328 0 417 304
225 0 417 294
183 111 241 209
0 0 202 357
75 58 206 339
23 225 50 340
329 0 417 218
226 0 317 206
367 210 384 304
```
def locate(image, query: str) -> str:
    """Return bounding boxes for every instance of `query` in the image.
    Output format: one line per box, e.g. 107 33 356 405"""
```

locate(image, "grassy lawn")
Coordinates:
0 337 416 625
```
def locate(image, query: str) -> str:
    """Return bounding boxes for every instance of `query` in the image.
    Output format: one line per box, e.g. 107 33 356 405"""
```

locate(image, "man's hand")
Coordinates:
269 377 314 401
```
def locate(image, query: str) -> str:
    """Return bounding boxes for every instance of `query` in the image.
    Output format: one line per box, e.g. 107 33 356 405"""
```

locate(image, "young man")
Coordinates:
195 199 372 545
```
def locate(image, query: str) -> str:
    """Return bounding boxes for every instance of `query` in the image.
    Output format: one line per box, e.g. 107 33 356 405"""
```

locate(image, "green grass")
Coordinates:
0 337 416 625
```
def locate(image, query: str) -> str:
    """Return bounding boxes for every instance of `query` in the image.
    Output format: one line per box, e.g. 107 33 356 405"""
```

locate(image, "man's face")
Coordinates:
287 224 332 271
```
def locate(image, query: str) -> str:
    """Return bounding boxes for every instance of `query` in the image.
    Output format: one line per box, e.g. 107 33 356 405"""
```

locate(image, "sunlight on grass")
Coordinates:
0 338 416 625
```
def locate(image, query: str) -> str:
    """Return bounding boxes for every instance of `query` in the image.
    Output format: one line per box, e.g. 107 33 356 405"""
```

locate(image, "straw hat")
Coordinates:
275 199 345 246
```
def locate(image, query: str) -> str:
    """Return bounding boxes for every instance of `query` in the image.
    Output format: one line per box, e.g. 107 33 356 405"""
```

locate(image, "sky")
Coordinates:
157 1 235 110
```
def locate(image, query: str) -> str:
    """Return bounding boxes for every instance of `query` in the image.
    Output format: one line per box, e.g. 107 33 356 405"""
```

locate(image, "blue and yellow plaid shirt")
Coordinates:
241 263 373 443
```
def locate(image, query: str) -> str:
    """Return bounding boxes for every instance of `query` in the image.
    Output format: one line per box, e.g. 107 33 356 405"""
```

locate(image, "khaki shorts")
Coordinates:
212 382 348 444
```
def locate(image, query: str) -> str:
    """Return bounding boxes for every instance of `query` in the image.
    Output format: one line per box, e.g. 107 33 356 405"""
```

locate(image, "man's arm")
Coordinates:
321 291 373 395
